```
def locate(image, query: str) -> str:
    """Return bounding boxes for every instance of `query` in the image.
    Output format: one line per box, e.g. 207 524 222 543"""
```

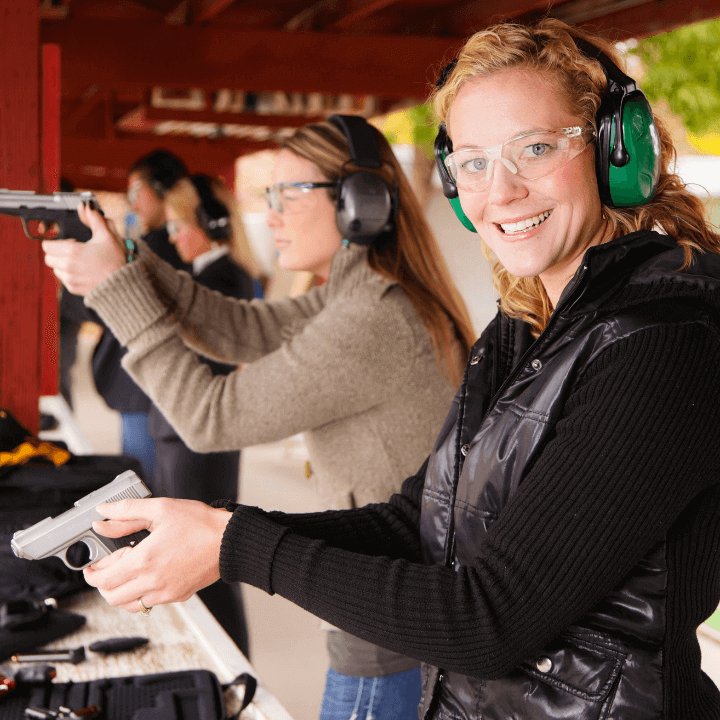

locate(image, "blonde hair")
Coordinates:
282 121 475 384
431 18 720 335
165 176 262 279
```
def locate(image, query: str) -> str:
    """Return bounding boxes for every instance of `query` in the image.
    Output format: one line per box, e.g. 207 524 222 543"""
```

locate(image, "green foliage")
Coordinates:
407 104 437 159
632 18 720 135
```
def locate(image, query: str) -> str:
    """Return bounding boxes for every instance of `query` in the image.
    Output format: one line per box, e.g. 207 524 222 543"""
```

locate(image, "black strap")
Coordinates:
328 114 382 169
222 672 257 718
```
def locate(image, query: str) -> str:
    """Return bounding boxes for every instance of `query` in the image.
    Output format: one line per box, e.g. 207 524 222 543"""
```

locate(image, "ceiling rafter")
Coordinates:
328 0 402 30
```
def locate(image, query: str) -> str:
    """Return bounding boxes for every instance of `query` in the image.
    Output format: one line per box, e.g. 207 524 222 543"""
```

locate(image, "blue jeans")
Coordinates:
121 412 155 483
319 667 421 720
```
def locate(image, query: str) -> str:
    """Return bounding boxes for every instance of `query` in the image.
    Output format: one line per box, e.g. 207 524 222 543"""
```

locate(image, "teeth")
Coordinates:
500 211 551 234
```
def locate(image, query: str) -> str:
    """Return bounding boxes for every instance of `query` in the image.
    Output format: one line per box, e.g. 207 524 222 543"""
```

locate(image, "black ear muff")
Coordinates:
574 38 661 208
327 114 396 245
190 174 231 240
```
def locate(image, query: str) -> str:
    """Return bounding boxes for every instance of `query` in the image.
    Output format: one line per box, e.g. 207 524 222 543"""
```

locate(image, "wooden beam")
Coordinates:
571 0 720 40
61 135 275 192
41 19 462 98
0 0 41 433
41 44 61 398
143 106 326 127
194 0 239 24
328 0 402 30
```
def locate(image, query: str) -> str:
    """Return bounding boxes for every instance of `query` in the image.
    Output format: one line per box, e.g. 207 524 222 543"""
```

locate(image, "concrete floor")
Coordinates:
64 322 720 719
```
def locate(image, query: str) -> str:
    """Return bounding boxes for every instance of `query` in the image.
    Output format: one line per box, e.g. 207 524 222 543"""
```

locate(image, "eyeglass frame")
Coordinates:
443 125 596 191
264 181 336 214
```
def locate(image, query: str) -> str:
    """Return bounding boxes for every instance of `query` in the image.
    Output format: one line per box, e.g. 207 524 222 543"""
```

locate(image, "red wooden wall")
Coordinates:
0 0 54 435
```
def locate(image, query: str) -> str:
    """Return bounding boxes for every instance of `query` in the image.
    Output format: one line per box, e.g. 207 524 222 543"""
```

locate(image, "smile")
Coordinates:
499 210 552 235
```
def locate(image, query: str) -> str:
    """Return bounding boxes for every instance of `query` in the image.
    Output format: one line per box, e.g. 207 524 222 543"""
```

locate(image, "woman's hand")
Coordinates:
83 497 233 613
42 203 127 296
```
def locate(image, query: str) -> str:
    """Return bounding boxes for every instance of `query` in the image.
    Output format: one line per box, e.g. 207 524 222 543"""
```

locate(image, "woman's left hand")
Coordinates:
83 497 233 613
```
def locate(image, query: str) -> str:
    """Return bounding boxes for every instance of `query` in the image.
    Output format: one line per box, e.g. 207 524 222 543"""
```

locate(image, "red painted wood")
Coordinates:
41 44 61 397
61 135 274 192
0 0 41 433
41 20 459 98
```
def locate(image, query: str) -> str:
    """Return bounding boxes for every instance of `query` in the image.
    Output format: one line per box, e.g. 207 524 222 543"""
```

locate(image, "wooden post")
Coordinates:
0 0 41 433
41 44 61 398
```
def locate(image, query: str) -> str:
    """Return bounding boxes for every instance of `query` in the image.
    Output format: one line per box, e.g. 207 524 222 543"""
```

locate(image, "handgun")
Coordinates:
0 189 101 242
11 470 151 571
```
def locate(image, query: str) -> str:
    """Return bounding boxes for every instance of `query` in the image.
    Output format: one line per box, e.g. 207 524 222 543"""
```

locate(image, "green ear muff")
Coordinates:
604 95 661 207
574 38 660 208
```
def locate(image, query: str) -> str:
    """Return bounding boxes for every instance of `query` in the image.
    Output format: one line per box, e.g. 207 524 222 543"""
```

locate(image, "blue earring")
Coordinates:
341 238 350 248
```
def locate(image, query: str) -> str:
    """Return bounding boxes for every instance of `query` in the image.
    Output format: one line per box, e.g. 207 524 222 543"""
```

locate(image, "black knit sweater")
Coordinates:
217 282 720 716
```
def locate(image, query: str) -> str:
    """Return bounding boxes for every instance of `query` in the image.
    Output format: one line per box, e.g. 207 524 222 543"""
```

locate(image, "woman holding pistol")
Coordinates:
44 116 474 720
46 22 720 714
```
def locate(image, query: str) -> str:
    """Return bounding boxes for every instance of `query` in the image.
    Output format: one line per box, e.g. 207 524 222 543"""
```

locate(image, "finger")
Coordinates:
42 239 80 257
92 518 149 538
96 498 155 522
83 546 134 582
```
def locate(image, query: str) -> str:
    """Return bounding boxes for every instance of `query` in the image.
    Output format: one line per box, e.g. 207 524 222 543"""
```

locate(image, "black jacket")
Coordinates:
91 227 189 413
418 230 720 719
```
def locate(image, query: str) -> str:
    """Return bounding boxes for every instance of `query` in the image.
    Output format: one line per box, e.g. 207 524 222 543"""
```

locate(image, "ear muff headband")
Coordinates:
433 37 660 229
327 114 396 245
573 38 660 207
190 174 231 240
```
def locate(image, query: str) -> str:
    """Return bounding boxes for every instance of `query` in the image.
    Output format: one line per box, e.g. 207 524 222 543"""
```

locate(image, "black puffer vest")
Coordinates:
417 230 720 719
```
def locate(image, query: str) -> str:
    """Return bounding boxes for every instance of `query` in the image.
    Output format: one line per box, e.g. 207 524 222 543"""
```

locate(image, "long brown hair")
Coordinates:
281 121 474 384
431 18 720 336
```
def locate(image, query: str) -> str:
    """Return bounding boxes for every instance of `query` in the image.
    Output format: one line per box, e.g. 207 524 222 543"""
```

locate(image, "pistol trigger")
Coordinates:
20 218 36 240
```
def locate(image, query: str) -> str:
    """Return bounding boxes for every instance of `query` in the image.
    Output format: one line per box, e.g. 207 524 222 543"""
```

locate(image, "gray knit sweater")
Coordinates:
86 242 460 676
86 242 458 510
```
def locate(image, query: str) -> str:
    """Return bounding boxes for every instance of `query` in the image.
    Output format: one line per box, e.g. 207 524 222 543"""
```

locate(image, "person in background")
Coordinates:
47 18 720 719
42 116 474 720
92 150 190 481
146 173 260 657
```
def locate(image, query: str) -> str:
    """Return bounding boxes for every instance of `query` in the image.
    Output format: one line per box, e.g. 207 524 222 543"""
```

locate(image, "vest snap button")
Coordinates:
461 444 470 457
531 358 542 371
470 353 483 366
536 656 552 673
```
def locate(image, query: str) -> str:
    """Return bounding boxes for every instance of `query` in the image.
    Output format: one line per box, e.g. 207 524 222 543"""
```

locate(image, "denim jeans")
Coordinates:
121 412 155 484
319 667 421 720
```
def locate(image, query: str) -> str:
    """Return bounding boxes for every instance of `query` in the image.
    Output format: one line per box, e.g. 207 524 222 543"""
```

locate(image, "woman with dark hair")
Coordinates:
43 118 474 719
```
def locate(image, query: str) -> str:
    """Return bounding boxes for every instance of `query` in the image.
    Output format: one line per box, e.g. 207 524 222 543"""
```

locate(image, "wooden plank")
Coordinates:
41 19 462 98
41 43 61 398
61 135 275 192
0 0 41 434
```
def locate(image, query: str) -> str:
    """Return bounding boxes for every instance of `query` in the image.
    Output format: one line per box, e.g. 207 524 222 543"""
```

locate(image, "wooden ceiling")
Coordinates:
40 0 720 191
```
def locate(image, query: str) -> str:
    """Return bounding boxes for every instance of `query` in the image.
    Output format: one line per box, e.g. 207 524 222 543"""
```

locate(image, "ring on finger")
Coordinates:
138 598 152 617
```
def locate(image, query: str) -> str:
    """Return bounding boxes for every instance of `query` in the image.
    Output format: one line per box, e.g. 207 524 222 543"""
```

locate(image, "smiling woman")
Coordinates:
41 114 474 720
42 20 720 719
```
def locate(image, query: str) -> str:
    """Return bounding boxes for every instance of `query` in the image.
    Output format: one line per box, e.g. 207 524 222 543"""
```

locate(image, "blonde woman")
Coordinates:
44 117 473 719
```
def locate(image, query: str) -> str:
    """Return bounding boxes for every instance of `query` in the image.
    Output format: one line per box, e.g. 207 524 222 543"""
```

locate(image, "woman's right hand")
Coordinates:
43 203 128 296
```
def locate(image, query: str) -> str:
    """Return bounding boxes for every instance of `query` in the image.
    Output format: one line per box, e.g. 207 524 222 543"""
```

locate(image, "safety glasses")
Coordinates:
445 126 596 192
264 182 335 214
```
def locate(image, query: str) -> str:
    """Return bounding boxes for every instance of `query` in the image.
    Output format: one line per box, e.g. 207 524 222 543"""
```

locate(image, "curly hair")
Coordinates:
430 18 720 335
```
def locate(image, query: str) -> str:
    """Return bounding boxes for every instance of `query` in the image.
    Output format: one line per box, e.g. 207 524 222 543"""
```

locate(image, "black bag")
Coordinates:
0 668 257 720
0 426 145 661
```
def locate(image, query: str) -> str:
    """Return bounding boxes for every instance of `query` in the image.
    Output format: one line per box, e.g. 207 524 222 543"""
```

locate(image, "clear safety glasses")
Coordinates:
264 181 335 214
166 219 183 237
444 126 596 192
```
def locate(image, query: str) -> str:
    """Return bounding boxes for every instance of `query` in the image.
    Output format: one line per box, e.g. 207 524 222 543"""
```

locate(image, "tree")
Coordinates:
632 18 720 136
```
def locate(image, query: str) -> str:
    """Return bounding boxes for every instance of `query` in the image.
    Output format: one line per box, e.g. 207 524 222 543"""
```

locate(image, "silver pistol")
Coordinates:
11 470 152 570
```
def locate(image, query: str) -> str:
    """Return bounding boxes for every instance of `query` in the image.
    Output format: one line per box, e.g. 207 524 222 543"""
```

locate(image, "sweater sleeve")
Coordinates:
87 256 418 452
86 243 327 365
217 321 720 678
